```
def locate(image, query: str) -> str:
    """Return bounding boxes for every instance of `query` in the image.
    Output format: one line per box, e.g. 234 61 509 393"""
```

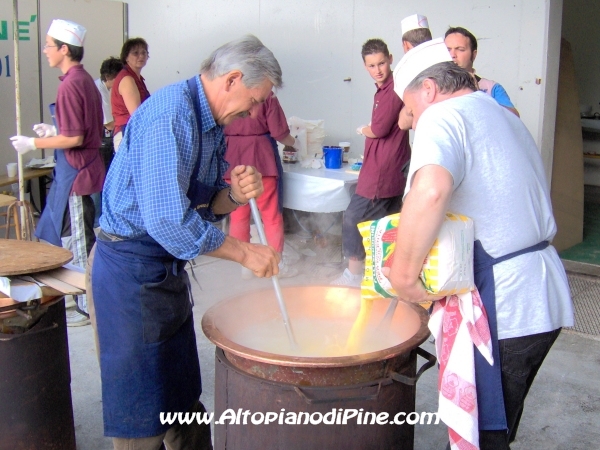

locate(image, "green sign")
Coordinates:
0 15 37 41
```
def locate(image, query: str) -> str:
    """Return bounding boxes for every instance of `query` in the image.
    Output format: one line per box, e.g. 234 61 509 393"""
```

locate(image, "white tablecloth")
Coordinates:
282 163 359 213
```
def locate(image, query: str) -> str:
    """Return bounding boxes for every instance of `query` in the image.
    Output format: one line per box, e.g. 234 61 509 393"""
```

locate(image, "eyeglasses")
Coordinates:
129 50 149 58
43 44 58 50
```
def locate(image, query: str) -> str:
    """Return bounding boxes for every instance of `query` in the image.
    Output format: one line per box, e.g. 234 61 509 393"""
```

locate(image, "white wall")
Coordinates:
537 0 562 183
120 0 561 167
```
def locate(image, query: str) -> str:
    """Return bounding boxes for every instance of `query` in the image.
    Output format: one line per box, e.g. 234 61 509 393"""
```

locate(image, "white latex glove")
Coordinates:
33 123 57 138
10 136 37 154
291 137 302 151
356 125 367 135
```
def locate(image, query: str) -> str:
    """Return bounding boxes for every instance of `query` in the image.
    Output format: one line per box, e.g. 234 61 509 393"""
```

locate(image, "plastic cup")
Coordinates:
6 163 17 178
339 141 351 153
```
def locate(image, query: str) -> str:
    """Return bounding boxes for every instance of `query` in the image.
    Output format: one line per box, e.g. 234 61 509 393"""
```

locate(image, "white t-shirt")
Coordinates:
95 78 112 126
405 91 573 340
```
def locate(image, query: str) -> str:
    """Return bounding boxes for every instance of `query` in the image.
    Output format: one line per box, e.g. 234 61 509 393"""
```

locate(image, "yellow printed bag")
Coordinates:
358 212 475 301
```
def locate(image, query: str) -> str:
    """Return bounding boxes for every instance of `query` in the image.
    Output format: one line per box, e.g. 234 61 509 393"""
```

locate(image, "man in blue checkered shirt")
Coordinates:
89 35 282 449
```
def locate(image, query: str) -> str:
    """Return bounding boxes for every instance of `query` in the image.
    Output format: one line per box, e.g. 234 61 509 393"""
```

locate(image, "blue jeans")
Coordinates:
446 328 562 450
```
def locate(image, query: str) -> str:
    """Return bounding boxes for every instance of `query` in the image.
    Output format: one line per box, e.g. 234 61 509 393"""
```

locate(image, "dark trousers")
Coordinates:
342 193 402 260
446 328 562 450
92 136 115 228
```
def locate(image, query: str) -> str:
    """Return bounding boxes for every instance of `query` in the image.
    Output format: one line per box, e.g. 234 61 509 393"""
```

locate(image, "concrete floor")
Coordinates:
66 254 600 450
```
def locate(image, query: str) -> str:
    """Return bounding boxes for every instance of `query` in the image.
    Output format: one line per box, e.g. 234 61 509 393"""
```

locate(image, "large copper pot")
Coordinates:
202 285 433 386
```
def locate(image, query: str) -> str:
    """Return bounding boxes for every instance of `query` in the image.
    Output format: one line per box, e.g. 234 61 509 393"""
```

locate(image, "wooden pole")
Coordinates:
12 0 27 239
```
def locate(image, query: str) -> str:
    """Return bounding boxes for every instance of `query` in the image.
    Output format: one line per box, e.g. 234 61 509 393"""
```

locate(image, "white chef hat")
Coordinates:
401 14 430 36
47 19 86 47
393 37 452 101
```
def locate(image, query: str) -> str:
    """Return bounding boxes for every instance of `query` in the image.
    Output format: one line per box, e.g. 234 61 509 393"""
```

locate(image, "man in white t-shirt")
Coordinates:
389 39 573 449
94 57 123 132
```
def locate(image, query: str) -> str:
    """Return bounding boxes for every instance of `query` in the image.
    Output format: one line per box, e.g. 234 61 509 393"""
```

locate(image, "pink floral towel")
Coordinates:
428 289 493 450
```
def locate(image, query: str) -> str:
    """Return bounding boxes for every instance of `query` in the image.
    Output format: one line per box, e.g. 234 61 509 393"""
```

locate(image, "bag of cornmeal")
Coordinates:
358 212 475 301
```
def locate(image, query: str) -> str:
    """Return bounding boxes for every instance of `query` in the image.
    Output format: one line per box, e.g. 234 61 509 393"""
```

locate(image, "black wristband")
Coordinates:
228 188 248 207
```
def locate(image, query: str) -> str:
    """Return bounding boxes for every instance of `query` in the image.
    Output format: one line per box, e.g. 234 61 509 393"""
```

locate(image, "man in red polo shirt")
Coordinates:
332 38 410 286
10 19 104 326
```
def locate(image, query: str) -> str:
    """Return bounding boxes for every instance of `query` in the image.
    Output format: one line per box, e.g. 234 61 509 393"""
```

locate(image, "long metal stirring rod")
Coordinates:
249 198 298 348
379 297 398 328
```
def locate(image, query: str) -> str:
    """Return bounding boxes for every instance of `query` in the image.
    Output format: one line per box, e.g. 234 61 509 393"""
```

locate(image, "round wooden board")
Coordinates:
0 240 73 276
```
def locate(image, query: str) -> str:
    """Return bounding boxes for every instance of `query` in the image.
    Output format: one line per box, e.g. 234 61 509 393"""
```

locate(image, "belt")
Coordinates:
98 229 128 242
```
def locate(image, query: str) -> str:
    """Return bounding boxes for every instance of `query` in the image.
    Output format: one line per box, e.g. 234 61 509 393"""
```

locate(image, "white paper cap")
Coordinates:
47 19 86 47
393 37 452 101
401 14 430 35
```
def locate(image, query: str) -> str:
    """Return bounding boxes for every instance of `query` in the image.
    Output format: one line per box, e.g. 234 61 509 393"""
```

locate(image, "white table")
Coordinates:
282 163 359 213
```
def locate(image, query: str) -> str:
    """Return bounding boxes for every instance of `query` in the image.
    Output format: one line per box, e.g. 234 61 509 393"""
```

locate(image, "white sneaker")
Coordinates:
331 268 362 287
66 307 90 327
278 261 298 278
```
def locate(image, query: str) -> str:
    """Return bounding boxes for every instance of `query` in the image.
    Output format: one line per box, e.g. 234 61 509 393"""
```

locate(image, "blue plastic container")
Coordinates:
323 146 343 169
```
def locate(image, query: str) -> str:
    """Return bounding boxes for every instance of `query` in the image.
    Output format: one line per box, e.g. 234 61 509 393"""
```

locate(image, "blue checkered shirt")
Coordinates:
99 75 229 260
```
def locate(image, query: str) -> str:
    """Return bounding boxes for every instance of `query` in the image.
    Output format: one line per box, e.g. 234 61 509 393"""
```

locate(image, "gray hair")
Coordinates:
405 61 477 95
200 35 283 89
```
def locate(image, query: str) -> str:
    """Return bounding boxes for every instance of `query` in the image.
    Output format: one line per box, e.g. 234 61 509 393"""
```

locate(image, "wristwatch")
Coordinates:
228 188 248 206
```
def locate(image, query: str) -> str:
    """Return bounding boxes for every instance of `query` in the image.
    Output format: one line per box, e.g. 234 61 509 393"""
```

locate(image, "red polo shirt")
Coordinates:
223 92 289 178
55 64 105 195
356 75 410 199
